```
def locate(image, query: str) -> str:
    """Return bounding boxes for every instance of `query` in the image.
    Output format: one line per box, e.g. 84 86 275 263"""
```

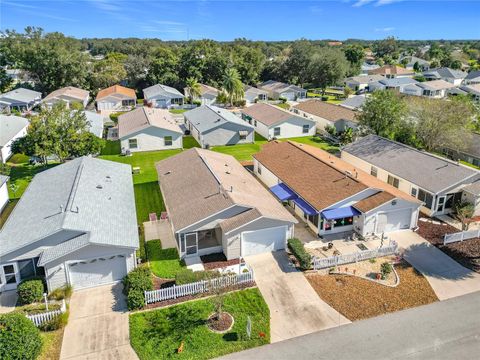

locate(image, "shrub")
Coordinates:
123 266 153 295
279 96 287 103
174 268 218 285
287 238 312 270
321 96 329 101
109 112 122 123
0 312 43 360
127 290 145 310
48 285 73 301
233 99 246 107
380 262 393 279
192 99 202 106
17 279 45 305
39 311 69 332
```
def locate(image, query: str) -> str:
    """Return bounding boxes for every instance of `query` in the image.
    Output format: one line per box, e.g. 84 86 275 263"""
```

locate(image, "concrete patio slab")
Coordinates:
143 219 176 248
0 290 17 314
246 252 350 343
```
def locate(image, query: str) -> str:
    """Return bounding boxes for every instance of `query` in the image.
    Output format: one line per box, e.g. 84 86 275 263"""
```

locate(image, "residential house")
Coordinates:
156 148 297 259
0 175 8 214
258 80 307 101
0 115 29 163
339 95 367 111
443 133 480 168
0 157 139 292
402 79 456 98
399 56 430 71
464 70 480 85
422 67 467 86
341 135 480 217
184 105 254 148
244 85 268 105
292 100 358 132
368 65 415 78
254 141 421 236
360 63 380 76
5 69 34 85
118 107 183 153
143 84 184 108
459 84 480 101
95 85 136 111
0 88 42 112
184 83 219 106
43 87 90 109
368 77 419 93
345 75 384 92
461 182 480 216
84 111 106 138
241 103 316 139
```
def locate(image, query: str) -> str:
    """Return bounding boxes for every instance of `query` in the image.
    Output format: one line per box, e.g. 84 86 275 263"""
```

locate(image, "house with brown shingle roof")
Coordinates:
118 107 183 153
253 141 421 236
368 65 415 79
292 99 358 133
240 103 316 139
43 86 90 108
155 148 297 259
96 85 136 111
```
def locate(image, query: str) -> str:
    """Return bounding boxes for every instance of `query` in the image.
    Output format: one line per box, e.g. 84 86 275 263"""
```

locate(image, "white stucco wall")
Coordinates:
0 182 8 213
120 127 183 153
1 125 28 163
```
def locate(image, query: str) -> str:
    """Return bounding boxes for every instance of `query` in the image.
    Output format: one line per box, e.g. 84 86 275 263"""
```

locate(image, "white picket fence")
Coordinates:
145 269 255 304
444 229 480 245
312 243 399 270
26 299 67 327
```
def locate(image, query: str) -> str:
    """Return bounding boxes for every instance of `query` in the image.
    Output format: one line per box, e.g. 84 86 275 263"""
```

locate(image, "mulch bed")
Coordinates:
417 218 480 272
145 282 256 310
206 312 234 332
200 253 240 270
306 261 438 321
153 276 175 290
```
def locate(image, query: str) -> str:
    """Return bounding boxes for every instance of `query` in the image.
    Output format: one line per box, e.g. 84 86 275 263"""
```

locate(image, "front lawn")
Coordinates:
99 149 183 184
183 135 200 149
275 103 290 110
146 240 185 279
134 182 165 224
306 261 438 321
129 288 270 360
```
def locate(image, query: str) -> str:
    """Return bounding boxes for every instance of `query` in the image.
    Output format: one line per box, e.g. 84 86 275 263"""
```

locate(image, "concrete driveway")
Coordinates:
60 283 138 360
246 252 350 343
390 231 480 300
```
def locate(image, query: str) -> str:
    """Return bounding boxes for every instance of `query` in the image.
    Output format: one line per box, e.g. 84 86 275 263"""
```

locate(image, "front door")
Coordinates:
183 233 198 257
436 196 446 213
1 263 20 291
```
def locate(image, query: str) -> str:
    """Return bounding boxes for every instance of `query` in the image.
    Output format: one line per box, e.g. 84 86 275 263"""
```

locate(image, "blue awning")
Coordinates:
321 206 361 220
293 198 317 216
270 183 298 201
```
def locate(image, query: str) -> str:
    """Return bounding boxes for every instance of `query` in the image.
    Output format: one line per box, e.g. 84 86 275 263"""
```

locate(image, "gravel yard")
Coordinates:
306 261 438 321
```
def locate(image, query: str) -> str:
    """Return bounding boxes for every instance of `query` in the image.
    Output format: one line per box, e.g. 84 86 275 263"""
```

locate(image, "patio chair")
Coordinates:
160 211 169 220
149 213 158 222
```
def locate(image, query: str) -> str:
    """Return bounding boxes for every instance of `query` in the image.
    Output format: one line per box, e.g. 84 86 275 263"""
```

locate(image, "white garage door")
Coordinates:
377 209 411 233
242 226 286 257
68 255 127 289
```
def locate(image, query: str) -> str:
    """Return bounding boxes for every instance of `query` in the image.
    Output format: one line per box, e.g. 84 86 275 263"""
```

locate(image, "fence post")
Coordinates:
61 299 66 312
173 284 176 299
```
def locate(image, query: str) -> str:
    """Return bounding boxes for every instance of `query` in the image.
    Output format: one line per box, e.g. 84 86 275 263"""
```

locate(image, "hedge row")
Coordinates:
287 238 312 270
123 266 153 310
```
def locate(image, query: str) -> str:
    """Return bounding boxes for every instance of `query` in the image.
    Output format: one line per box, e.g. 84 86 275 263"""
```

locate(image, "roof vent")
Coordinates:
164 171 171 175
96 184 103 189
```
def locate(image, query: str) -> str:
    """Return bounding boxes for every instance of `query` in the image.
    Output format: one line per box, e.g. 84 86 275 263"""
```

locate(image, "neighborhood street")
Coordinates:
220 291 480 360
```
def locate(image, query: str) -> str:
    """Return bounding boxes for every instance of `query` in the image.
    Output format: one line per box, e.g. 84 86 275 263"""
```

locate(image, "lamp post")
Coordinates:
43 293 48 311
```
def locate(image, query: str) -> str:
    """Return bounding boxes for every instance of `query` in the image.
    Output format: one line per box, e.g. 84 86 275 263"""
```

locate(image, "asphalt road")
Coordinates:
220 291 480 360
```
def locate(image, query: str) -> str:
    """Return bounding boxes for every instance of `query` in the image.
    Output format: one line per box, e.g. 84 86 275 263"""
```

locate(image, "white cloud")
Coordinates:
375 0 403 5
353 0 375 7
375 27 395 32
154 20 185 26
353 0 403 6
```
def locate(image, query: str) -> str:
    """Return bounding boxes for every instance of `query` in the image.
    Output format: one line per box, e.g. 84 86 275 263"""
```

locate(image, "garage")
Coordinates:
376 209 412 233
68 255 127 289
241 226 287 257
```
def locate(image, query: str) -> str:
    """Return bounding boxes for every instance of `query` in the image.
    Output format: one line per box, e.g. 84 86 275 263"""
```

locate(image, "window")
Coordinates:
18 259 35 280
302 124 310 134
128 138 138 149
254 120 257 127
411 187 417 197
273 127 281 136
239 133 247 140
307 214 319 227
387 175 400 188
418 188 434 209
370 167 378 177
257 164 262 175
333 217 354 228
164 136 173 146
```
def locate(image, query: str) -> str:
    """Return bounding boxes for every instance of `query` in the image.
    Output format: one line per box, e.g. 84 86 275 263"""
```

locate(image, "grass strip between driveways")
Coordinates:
38 328 65 360
129 288 269 360
146 240 185 279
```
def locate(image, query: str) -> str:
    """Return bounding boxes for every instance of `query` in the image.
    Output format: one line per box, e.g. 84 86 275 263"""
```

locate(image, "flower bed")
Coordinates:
200 253 240 270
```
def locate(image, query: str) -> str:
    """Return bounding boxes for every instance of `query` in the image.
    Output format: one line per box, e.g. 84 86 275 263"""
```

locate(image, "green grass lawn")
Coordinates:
275 103 290 110
100 140 121 155
99 149 183 184
7 162 59 199
169 109 187 114
39 329 64 360
134 182 165 224
0 200 18 229
183 135 200 149
285 136 339 153
146 240 185 278
129 288 270 360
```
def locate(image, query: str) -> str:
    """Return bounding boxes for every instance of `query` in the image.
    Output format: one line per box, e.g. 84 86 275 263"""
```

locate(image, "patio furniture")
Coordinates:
160 211 168 220
149 213 158 222
327 242 333 249
132 166 140 174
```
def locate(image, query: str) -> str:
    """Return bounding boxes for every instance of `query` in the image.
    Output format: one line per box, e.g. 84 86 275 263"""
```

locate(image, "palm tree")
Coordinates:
222 68 244 106
185 77 201 103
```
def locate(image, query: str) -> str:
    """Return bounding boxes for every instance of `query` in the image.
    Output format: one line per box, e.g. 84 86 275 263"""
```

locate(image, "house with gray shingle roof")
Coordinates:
156 148 296 259
399 55 430 71
258 80 306 101
0 115 29 164
184 105 254 148
0 157 138 291
341 135 480 217
0 88 42 112
143 84 184 108
464 70 480 85
422 67 467 86
368 77 419 93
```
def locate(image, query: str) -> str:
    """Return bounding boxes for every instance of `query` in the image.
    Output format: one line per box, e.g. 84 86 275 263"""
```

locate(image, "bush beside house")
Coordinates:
17 279 45 305
0 312 43 360
123 266 153 310
287 238 312 270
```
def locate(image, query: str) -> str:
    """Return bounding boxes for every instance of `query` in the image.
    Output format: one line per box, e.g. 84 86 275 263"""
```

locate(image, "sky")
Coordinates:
1 0 480 40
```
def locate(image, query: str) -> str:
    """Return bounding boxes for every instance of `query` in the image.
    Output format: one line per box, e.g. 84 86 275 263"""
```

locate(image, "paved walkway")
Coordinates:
436 214 480 230
60 284 137 360
143 220 176 248
221 291 480 360
390 230 480 300
0 290 17 314
245 252 350 343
